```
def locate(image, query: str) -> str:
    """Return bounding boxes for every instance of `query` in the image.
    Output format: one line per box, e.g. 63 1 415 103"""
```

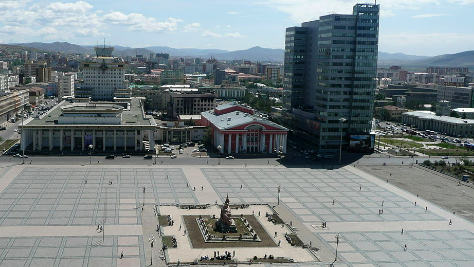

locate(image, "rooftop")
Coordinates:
24 97 156 127
404 110 474 124
202 109 287 131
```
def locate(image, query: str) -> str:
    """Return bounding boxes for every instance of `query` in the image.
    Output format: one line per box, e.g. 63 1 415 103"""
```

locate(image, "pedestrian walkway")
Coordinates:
140 205 165 267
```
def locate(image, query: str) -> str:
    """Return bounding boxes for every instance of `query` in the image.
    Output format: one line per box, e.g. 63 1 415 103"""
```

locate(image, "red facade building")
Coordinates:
201 103 288 154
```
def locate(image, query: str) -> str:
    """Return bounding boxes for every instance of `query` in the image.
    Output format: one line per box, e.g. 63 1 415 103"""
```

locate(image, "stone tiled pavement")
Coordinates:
0 164 473 266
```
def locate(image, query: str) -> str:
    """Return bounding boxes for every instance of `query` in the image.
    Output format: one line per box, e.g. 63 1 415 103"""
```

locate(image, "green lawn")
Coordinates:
380 138 424 149
0 139 19 152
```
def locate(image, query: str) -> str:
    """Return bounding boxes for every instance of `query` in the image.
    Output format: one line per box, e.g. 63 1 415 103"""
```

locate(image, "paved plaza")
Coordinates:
0 163 472 266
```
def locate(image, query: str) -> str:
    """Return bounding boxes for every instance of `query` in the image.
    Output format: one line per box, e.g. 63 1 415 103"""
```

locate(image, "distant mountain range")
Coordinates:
4 42 474 68
12 42 284 62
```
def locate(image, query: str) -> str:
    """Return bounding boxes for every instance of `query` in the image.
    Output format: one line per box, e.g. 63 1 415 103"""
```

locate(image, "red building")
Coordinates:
201 103 288 154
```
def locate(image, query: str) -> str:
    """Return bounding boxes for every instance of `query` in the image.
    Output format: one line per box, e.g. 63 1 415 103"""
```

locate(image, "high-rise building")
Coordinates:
59 73 75 99
79 46 130 101
283 3 379 152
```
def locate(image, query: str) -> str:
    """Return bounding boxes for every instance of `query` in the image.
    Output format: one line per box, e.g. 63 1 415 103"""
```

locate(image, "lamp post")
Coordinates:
277 186 281 205
217 145 222 165
89 144 93 164
142 186 146 207
333 233 340 265
21 108 25 165
339 118 347 164
149 235 155 266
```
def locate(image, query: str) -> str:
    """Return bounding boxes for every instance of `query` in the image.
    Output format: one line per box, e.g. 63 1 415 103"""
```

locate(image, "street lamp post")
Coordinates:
89 144 93 164
21 108 25 165
277 186 281 205
142 186 146 207
149 236 155 266
332 233 340 265
339 118 347 164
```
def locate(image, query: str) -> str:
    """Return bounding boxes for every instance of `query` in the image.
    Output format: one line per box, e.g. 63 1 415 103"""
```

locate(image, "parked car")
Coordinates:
105 155 116 159
179 149 184 154
442 156 449 159
122 154 131 158
324 154 334 159
143 155 153 159
170 154 177 159
225 156 234 159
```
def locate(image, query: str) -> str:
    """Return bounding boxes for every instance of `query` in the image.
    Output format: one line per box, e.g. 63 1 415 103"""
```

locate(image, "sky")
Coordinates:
0 0 473 56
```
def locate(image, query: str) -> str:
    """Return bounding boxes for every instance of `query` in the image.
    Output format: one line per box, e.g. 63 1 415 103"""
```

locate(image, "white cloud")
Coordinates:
183 22 201 32
257 0 441 21
45 1 93 13
202 30 222 37
447 0 474 4
226 25 232 28
227 12 240 15
0 0 31 10
0 1 103 41
412 13 449 18
103 12 182 32
226 32 245 38
206 44 215 47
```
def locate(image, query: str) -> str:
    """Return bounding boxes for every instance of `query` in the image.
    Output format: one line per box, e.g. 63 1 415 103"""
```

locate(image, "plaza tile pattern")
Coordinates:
202 168 444 223
0 168 197 226
320 230 474 267
0 236 143 267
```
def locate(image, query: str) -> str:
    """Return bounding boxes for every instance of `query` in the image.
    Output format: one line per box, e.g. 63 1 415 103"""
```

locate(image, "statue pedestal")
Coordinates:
215 219 237 233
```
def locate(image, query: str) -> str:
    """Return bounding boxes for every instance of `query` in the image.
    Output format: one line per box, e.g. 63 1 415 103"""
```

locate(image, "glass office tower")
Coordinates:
283 4 379 152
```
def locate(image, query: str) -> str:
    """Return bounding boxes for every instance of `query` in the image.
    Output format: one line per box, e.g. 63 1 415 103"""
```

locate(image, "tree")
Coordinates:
375 93 385 100
450 110 460 118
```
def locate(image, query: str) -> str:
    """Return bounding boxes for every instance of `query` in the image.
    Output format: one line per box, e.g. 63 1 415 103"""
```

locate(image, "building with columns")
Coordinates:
19 97 156 153
201 103 288 154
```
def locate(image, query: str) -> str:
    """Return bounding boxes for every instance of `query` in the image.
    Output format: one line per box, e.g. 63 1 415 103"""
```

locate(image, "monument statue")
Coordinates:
215 194 237 233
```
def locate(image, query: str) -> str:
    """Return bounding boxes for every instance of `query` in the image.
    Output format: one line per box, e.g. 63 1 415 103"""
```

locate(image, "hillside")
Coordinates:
16 42 90 54
408 50 474 68
0 44 45 55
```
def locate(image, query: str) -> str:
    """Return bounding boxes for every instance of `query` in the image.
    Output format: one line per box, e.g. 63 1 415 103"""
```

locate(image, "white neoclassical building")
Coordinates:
20 98 156 153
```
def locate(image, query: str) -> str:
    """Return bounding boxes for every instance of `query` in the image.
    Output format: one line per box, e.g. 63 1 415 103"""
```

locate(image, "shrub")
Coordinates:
423 160 432 166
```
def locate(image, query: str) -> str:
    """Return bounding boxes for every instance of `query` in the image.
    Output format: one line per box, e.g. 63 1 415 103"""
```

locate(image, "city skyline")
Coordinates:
0 0 473 56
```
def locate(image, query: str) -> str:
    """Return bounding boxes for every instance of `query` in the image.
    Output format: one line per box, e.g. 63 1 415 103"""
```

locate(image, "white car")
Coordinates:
170 154 177 159
225 156 234 159
179 149 184 154
192 149 199 153
442 156 449 159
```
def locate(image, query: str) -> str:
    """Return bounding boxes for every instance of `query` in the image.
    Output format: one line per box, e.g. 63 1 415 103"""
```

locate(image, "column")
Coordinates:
134 130 138 151
49 129 53 151
92 130 96 149
60 129 64 151
243 134 247 152
71 129 74 151
39 129 42 151
261 134 266 152
103 130 106 152
227 134 232 153
113 130 117 152
269 134 273 153
276 134 280 152
81 130 85 151
149 130 155 151
139 130 143 151
219 132 224 153
235 134 240 153
124 130 127 151
32 130 36 151
282 134 287 153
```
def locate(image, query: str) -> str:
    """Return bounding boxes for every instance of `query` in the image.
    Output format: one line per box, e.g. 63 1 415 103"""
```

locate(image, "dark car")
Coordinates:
143 155 153 159
105 155 116 159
